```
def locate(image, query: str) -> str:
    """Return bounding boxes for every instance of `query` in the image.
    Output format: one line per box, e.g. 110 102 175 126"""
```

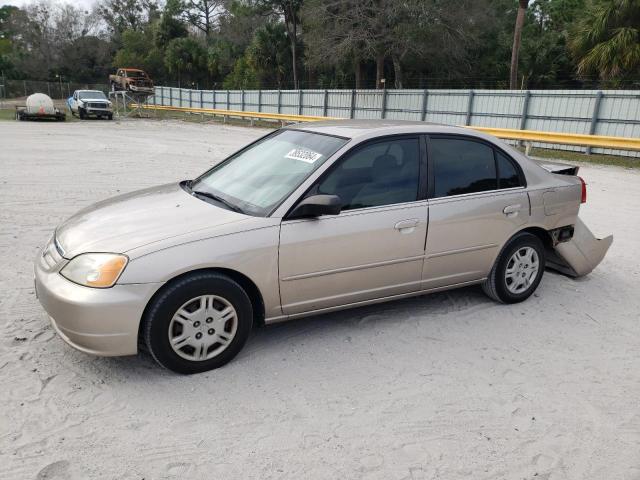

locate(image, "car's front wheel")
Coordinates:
482 232 545 304
142 272 253 374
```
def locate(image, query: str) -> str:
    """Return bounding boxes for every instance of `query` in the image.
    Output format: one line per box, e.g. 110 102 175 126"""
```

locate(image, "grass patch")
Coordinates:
143 108 279 129
0 108 17 121
522 147 639 169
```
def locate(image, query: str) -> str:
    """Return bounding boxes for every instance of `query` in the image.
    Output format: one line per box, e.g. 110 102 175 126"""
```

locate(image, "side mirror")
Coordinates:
288 194 342 219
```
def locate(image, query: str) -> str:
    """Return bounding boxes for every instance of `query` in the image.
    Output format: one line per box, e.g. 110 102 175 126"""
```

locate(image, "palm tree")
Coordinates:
570 0 640 82
510 0 529 89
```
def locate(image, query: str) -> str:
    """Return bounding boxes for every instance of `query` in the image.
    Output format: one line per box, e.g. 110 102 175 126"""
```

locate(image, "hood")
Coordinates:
56 183 249 258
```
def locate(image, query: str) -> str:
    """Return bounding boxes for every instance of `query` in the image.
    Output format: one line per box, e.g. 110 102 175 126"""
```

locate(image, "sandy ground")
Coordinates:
0 119 639 480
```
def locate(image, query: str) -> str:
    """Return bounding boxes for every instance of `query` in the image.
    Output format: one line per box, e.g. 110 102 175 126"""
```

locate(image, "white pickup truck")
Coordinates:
68 90 113 120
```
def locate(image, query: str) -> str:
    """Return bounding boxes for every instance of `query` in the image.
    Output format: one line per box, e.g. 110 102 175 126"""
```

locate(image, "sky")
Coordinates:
0 0 96 7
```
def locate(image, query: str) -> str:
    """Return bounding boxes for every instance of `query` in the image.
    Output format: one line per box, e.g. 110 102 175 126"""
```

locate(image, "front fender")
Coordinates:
117 226 283 319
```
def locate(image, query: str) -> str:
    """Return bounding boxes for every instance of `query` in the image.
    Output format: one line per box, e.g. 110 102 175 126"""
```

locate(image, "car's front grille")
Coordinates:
87 102 108 109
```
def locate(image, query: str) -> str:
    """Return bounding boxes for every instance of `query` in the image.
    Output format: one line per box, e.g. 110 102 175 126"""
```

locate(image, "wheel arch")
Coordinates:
138 267 266 346
517 226 554 251
486 225 553 275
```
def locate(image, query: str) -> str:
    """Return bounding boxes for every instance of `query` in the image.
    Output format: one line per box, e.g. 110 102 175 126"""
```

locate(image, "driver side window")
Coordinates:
317 137 420 211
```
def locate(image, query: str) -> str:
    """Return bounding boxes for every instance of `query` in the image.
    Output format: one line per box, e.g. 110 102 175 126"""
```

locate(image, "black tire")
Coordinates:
107 113 113 120
142 272 253 374
482 232 545 304
79 108 86 120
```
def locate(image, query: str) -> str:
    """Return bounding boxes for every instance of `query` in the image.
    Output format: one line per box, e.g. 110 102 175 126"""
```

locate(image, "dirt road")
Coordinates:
1 119 638 479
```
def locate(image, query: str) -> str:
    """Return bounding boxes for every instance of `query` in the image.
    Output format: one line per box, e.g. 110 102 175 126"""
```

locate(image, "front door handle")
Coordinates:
503 204 522 217
394 219 419 233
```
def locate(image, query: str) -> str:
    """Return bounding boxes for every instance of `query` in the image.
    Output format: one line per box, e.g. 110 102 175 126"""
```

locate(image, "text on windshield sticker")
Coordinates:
285 148 323 163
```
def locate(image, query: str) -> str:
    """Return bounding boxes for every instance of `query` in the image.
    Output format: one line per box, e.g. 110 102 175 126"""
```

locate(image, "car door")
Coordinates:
422 136 530 289
279 136 429 315
70 92 78 113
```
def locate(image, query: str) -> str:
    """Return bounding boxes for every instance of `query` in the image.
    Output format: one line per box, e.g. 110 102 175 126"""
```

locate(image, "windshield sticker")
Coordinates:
285 148 323 164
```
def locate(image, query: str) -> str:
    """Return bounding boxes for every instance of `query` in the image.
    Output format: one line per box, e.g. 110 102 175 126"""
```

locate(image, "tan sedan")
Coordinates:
34 120 612 374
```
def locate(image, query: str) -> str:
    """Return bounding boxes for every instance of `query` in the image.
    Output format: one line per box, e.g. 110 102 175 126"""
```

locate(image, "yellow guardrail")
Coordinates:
131 103 336 123
468 126 640 151
133 103 640 152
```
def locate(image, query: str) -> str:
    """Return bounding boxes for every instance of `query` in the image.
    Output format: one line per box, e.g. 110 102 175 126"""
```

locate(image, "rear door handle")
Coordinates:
503 204 522 217
394 219 419 233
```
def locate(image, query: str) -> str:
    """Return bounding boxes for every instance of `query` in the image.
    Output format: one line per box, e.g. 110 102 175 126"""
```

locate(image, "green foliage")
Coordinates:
164 37 208 86
570 0 640 82
98 0 159 40
155 0 188 48
246 22 292 88
223 55 259 89
1 0 637 88
60 36 113 83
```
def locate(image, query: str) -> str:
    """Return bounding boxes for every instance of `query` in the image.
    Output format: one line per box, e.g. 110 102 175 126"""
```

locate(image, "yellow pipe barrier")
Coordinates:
133 103 640 152
468 126 640 151
131 103 337 123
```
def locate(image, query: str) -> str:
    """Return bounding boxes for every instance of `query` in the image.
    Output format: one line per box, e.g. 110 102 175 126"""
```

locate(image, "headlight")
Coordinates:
60 253 128 288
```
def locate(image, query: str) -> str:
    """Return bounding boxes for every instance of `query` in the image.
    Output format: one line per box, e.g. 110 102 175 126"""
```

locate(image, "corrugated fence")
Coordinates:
147 87 640 157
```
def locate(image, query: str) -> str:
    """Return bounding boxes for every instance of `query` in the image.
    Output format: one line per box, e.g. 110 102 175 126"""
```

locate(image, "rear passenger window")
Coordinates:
497 152 521 188
432 138 497 197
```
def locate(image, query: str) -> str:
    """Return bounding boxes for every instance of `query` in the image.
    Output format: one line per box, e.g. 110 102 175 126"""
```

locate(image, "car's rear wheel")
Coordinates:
142 272 253 374
482 232 545 304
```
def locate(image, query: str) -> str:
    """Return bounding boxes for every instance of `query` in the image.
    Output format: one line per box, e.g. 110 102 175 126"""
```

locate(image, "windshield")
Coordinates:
126 71 146 78
79 91 107 100
191 130 348 216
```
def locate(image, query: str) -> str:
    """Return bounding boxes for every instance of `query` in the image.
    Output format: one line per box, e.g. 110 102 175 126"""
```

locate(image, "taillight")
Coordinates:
578 176 587 203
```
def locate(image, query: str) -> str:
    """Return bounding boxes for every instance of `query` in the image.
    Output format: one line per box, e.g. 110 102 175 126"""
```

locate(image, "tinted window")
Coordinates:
497 151 521 188
317 138 420 210
432 138 497 197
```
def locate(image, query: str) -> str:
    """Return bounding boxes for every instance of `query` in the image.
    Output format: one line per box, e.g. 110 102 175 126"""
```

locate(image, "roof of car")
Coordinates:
286 119 480 140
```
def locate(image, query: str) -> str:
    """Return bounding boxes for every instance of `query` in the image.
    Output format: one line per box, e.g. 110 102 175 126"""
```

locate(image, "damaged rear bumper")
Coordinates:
547 217 613 277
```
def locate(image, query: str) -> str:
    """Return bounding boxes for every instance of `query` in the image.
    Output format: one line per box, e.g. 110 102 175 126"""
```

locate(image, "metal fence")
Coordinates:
1 79 109 100
148 87 640 157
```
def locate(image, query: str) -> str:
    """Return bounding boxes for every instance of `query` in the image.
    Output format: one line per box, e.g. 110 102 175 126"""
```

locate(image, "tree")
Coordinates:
0 5 20 77
60 36 113 83
181 0 224 36
223 55 259 88
155 0 188 47
517 0 585 88
302 0 367 88
113 29 165 78
247 22 292 87
510 0 529 89
255 0 303 88
98 0 159 41
164 37 208 86
570 0 640 82
303 0 491 89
